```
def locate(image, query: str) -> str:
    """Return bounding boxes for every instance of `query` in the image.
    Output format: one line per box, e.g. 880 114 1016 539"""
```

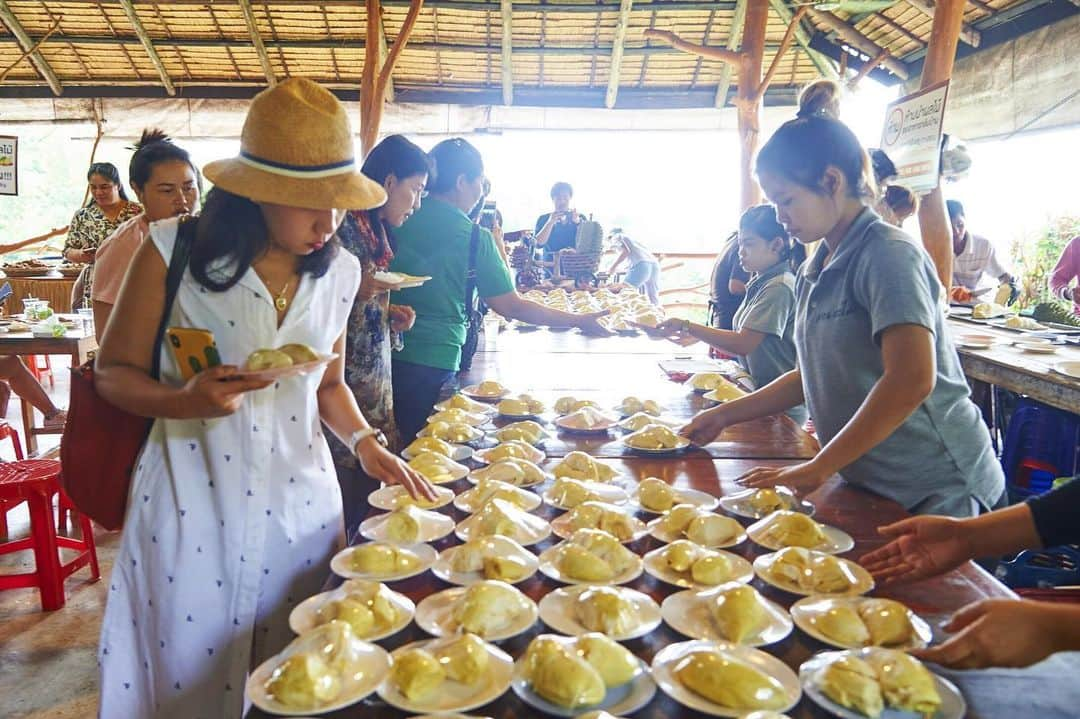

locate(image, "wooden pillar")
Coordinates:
735 0 768 211
360 0 425 156
915 0 965 290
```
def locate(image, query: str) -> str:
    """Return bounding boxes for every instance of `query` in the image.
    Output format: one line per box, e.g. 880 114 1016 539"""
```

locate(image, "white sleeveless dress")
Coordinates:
98 217 361 718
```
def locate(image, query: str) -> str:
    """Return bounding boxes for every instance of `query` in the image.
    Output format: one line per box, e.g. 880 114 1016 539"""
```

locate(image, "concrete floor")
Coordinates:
1 359 113 718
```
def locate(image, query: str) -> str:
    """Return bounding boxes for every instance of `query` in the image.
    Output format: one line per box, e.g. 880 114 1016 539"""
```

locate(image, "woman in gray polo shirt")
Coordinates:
682 115 1004 518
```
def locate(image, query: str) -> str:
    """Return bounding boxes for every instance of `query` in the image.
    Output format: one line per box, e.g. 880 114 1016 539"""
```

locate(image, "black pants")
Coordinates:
391 359 456 445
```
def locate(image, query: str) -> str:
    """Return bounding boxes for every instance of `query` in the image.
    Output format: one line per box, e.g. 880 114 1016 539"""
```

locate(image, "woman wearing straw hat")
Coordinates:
94 78 436 718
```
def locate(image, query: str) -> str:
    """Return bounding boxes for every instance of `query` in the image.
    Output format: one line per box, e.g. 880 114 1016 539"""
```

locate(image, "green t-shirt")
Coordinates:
390 197 514 371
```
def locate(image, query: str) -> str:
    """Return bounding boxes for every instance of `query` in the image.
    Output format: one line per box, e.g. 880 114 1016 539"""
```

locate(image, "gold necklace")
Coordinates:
274 279 291 311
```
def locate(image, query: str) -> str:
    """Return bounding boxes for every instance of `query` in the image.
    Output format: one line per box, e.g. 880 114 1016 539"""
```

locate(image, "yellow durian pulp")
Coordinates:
638 477 676 512
686 514 741 546
559 544 614 582
691 553 732 585
526 639 606 709
663 539 701 573
452 580 529 637
658 504 700 535
814 604 871 647
866 649 941 717
265 652 341 709
575 632 638 686
391 648 445 701
819 654 884 718
350 543 419 574
858 599 914 647
575 587 639 636
434 633 489 685
673 650 788 710
710 583 769 644
484 554 531 582
384 506 421 543
764 511 827 548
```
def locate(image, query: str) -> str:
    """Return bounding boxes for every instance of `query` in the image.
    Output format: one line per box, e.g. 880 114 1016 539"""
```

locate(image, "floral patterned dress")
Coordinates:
64 200 143 305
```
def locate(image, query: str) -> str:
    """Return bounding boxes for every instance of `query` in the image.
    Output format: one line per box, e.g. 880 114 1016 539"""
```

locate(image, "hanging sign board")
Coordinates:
879 81 949 193
0 136 16 196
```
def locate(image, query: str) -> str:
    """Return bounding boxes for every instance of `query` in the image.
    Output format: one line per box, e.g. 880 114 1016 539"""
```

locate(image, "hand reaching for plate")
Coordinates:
859 515 973 586
736 462 826 494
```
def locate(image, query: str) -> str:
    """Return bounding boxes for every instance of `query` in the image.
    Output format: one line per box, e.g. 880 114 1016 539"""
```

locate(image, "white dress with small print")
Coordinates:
98 217 361 719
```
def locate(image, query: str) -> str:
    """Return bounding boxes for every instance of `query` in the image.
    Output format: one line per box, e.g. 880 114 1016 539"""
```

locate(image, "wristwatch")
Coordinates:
351 427 388 456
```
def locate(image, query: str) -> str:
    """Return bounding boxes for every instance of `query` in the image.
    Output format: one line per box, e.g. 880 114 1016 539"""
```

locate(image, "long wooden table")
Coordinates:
250 327 1017 719
3 274 78 314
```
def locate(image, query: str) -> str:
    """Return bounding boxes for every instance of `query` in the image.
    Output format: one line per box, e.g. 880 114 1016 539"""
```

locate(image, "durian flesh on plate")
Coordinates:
451 580 534 638
673 649 789 711
552 451 620 482
574 586 641 636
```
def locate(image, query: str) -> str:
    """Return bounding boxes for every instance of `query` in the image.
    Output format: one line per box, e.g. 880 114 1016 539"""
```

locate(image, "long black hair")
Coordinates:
128 128 201 193
756 116 875 201
189 187 338 292
85 162 130 205
739 204 806 271
359 134 433 249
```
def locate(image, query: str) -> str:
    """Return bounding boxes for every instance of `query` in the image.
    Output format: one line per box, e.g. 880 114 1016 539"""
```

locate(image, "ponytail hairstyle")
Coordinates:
756 115 876 201
740 204 797 268
884 185 918 218
797 79 841 120
128 127 200 194
85 162 130 205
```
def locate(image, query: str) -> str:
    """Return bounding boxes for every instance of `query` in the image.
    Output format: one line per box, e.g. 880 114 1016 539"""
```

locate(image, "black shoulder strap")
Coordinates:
464 223 480 310
150 218 195 380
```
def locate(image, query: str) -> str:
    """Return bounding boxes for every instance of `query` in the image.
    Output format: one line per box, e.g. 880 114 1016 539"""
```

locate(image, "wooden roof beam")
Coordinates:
237 0 276 86
376 4 395 102
906 0 982 46
714 0 746 108
809 9 910 79
0 1 62 95
768 0 836 81
500 0 512 105
117 0 174 96
605 0 633 108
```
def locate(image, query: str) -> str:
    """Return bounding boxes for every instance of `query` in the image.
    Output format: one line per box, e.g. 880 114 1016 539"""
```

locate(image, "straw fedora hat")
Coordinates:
203 78 386 211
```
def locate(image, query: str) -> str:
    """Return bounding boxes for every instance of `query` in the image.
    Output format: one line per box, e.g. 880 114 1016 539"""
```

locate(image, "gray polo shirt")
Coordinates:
732 261 807 425
795 208 1004 517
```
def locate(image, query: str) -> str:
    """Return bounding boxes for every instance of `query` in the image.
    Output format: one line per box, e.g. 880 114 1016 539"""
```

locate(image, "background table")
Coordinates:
2 274 78 314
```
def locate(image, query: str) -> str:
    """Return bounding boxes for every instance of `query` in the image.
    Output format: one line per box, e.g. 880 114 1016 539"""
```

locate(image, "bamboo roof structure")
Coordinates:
0 1 1076 108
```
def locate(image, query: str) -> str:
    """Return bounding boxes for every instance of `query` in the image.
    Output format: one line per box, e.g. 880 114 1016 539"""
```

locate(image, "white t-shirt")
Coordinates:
952 233 1008 289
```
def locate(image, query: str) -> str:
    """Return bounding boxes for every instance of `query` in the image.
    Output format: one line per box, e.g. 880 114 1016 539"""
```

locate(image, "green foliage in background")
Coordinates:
1011 214 1079 309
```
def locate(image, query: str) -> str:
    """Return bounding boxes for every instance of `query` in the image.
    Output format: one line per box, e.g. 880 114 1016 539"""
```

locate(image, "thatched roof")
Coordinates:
0 1 1075 108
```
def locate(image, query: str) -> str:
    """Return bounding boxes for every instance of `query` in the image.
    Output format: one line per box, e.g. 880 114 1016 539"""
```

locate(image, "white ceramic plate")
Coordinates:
418 424 486 443
701 387 749 404
372 270 431 289
368 485 455 512
1016 342 1058 354
651 640 801 717
287 579 414 641
621 436 692 454
402 444 474 462
988 318 1049 332
407 457 471 485
1053 360 1080 379
511 646 656 718
472 444 546 465
432 538 540 586
537 542 644 586
358 510 455 544
330 542 437 582
753 551 875 598
789 596 933 651
551 511 648 543
661 588 793 646
433 397 497 416
453 486 543 514
234 353 338 383
631 486 719 515
377 637 514 714
247 628 391 716
466 464 550 489
537 585 662 641
799 649 966 719
554 415 618 433
718 488 815 520
746 516 855 555
541 482 631 511
616 414 680 432
647 514 747 549
642 546 755 590
454 512 552 547
460 384 511 401
414 586 539 641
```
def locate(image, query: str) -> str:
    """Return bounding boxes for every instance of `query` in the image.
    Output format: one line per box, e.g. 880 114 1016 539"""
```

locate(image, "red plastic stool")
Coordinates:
28 355 54 389
0 421 26 541
0 460 100 611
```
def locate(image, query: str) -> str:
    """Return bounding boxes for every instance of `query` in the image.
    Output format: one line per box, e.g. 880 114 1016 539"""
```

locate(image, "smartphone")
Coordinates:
166 327 222 381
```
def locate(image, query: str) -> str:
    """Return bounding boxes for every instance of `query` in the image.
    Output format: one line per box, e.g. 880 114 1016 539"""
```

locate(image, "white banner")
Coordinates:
0 136 16 195
880 81 949 193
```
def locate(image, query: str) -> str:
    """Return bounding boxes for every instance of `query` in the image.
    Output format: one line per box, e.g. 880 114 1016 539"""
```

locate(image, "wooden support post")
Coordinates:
714 0 746 108
809 9 910 79
0 1 63 95
753 6 807 104
237 0 276 86
735 0 768 210
500 0 513 105
767 0 836 81
845 47 889 89
376 5 395 103
605 0 634 109
915 0 965 290
906 0 981 47
360 0 425 156
117 0 174 96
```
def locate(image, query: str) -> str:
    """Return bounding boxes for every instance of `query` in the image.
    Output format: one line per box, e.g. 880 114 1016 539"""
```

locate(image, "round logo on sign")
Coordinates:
883 107 904 146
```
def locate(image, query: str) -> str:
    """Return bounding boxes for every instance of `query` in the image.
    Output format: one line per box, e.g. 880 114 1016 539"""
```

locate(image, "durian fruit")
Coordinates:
477 380 508 396
553 451 618 482
575 586 639 636
315 582 401 637
705 379 746 402
314 620 366 674
495 420 548 444
245 348 293 371
641 399 662 416
691 553 733 585
405 436 455 458
320 596 374 637
524 636 606 709
575 632 638 686
663 539 702 572
443 393 491 413
451 580 531 637
858 599 913 647
484 553 531 582
818 654 884 718
265 651 341 709
673 650 788 710
813 603 871 647
549 477 604 508
473 497 547 542
567 528 638 574
384 505 422 543
685 513 742 546
482 440 540 462
426 421 478 443
689 372 724 391
811 554 855 594
350 543 420 574
497 395 545 416
565 501 637 541
619 396 645 415
638 477 676 512
1033 300 1080 328
866 649 941 716
433 633 489 685
768 547 813 588
559 544 615 582
391 647 445 701
428 408 485 426
709 583 769 643
621 412 666 432
277 343 319 364
625 424 683 450
555 396 598 414
449 540 486 573
467 478 534 509
392 489 443 509
760 511 827 549
407 451 464 484
748 487 790 514
657 503 701 535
